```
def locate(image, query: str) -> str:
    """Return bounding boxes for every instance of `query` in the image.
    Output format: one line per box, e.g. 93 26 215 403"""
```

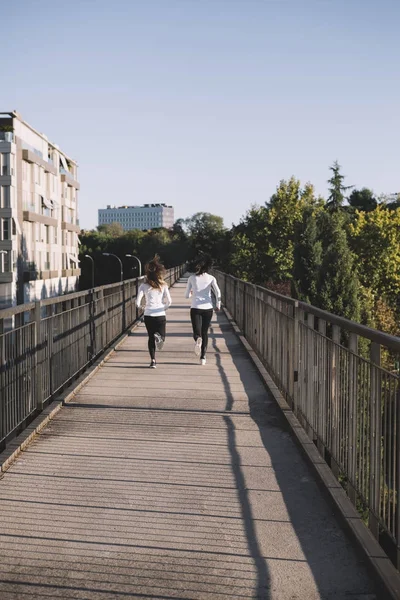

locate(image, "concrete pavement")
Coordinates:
0 277 380 599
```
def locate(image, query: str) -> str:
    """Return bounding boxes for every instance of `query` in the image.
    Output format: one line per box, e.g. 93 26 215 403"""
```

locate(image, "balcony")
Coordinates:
39 270 59 280
24 269 59 282
61 220 80 233
0 272 13 283
0 132 13 142
23 210 58 227
60 169 80 190
22 149 57 176
61 268 81 277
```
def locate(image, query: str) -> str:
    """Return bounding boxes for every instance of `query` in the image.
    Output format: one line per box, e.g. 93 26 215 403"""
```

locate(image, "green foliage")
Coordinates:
181 212 227 260
293 208 361 321
79 161 400 339
349 206 400 306
348 188 377 212
292 206 323 304
315 211 361 321
327 161 353 211
79 226 190 288
230 178 321 285
97 222 125 237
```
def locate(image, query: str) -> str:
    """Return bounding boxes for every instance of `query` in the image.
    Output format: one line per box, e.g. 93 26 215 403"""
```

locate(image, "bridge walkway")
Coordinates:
0 277 379 599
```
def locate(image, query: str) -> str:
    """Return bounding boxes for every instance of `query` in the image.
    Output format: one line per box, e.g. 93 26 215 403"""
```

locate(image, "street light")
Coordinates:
125 254 142 278
84 254 95 288
103 253 123 282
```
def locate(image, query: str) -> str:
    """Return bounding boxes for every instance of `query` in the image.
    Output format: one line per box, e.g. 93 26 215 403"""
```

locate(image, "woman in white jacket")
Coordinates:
136 255 171 368
185 256 221 365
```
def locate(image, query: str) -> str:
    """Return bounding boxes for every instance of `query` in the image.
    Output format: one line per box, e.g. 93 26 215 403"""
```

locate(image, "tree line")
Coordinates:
79 161 400 339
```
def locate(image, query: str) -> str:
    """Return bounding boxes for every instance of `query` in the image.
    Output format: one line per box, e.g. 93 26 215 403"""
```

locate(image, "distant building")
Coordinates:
98 204 174 231
0 110 80 309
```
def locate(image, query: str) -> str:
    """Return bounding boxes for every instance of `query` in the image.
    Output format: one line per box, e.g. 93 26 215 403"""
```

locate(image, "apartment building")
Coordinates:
98 204 174 231
0 110 80 308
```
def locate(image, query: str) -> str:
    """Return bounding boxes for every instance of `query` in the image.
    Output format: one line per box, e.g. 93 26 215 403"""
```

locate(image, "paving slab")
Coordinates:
0 278 381 599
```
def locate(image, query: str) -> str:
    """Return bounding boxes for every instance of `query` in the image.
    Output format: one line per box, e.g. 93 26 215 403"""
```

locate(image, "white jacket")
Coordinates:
185 273 221 310
136 283 171 316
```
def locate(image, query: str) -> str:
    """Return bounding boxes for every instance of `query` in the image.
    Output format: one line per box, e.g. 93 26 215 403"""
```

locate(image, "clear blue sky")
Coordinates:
4 0 400 229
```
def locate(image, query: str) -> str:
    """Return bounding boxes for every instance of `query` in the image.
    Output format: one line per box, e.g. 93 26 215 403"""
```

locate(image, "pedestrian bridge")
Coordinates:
0 271 399 599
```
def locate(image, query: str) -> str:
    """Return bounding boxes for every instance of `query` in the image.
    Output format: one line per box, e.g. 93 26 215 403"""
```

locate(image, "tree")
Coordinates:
97 222 124 237
326 161 353 211
267 178 321 281
229 178 322 285
183 212 227 260
292 206 323 304
171 219 188 242
349 206 400 306
348 188 377 212
316 210 361 321
229 205 273 283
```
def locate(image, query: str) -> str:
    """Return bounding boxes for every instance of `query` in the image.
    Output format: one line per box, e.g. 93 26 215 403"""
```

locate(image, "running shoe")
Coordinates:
194 338 202 357
154 333 164 351
200 358 206 366
149 360 157 369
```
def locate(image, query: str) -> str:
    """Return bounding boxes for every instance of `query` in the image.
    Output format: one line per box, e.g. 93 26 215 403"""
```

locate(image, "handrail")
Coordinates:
0 264 186 449
214 269 400 353
213 268 400 569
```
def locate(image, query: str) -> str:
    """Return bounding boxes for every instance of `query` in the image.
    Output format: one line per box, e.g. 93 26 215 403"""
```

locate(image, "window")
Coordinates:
45 225 51 244
35 165 42 185
1 218 9 240
1 153 9 176
0 251 10 273
1 186 10 208
45 252 50 271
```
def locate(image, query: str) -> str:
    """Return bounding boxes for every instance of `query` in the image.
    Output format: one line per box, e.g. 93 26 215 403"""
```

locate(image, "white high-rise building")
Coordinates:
0 110 80 308
98 204 174 231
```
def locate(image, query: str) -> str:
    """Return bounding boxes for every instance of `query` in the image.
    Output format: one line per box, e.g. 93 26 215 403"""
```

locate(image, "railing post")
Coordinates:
121 281 126 333
292 302 300 416
98 289 106 348
369 342 382 539
0 318 5 443
317 318 327 454
34 301 43 411
397 386 400 569
330 324 341 473
234 278 238 321
136 278 140 321
48 307 54 396
89 288 96 359
242 283 247 335
348 332 358 505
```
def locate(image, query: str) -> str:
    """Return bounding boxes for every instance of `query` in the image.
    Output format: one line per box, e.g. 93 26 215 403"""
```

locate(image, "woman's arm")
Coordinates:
185 276 193 299
211 277 221 310
163 286 172 309
136 284 145 308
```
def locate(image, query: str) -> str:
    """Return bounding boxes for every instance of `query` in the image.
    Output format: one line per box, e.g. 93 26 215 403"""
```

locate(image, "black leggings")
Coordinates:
190 308 213 359
144 316 166 360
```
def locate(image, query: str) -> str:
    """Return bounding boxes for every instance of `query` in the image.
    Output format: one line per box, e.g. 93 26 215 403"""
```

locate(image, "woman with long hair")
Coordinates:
185 255 221 365
136 255 171 368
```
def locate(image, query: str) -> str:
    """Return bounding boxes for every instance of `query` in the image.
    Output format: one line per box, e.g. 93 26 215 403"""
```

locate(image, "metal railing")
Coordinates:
214 269 400 567
0 264 186 449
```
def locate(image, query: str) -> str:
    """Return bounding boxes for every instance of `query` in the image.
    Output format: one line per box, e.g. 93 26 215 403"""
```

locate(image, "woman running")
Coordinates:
136 255 171 368
185 255 221 365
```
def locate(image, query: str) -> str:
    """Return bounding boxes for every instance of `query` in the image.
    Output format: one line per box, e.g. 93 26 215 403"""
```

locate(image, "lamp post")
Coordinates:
125 254 142 278
103 253 123 282
84 254 95 289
